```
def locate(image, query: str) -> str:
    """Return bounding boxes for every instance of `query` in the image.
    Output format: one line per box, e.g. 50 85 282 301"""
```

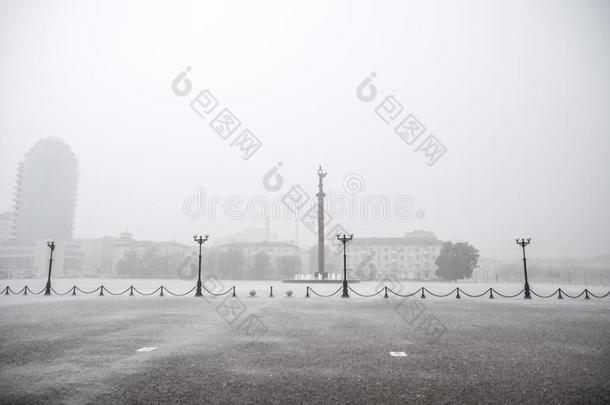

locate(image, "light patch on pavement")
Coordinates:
137 347 157 352
389 351 407 357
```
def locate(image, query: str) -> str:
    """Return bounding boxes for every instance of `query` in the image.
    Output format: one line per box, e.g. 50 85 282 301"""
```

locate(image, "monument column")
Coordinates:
316 166 327 279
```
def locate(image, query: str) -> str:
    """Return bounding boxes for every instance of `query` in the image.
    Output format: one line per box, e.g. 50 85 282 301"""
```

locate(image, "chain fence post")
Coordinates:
456 288 461 299
160 286 164 297
99 286 104 296
488 288 494 299
72 286 77 296
129 286 134 296
557 288 563 299
420 287 426 299
306 286 310 298
232 286 236 297
584 289 590 300
269 286 273 298
384 286 389 299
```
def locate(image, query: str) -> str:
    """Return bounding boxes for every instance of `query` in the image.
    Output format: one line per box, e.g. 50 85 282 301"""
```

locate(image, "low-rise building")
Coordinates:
348 230 443 280
0 231 192 279
0 240 83 279
217 241 299 258
217 241 301 278
78 232 192 277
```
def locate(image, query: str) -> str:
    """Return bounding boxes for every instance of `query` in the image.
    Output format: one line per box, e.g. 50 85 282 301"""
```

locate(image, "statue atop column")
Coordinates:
316 165 327 279
318 165 327 193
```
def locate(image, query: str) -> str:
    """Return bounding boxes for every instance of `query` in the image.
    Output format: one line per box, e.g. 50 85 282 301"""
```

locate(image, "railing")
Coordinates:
1 285 608 299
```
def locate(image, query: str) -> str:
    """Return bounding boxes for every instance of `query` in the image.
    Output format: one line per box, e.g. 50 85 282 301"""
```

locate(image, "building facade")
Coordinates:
12 137 79 242
0 138 81 279
0 212 14 242
348 230 443 280
0 240 83 279
217 240 301 278
78 232 192 277
217 241 299 259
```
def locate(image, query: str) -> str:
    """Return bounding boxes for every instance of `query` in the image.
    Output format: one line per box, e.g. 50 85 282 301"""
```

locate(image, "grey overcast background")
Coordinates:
0 0 608 260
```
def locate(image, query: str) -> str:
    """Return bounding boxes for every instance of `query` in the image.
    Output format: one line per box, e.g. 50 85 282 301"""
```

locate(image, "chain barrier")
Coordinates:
459 289 491 298
104 287 132 296
202 285 233 296
423 287 457 298
51 287 73 296
16 286 27 295
1 284 609 299
386 288 420 298
347 286 384 297
164 286 197 297
308 286 343 297
75 286 102 295
132 286 162 296
529 289 558 299
28 287 46 295
588 290 610 299
558 289 586 299
491 288 526 298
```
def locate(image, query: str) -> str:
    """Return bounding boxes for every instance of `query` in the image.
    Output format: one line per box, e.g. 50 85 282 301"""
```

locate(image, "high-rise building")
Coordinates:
0 212 14 242
0 138 80 279
13 137 79 242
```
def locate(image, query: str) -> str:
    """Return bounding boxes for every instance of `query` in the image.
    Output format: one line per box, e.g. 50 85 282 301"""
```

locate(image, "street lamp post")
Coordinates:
336 233 354 298
193 234 209 297
44 240 55 296
515 237 532 299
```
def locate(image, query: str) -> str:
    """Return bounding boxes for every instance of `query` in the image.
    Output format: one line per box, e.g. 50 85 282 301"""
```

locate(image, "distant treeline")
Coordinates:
492 263 610 285
114 246 302 280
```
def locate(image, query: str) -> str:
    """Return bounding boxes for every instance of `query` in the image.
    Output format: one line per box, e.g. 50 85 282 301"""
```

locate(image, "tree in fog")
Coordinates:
116 246 182 278
353 255 377 280
251 251 272 279
218 248 244 279
116 248 139 278
435 242 479 281
202 247 220 276
276 255 302 279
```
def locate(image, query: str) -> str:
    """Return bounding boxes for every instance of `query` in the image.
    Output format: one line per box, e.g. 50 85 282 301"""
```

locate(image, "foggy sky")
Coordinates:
0 0 609 260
